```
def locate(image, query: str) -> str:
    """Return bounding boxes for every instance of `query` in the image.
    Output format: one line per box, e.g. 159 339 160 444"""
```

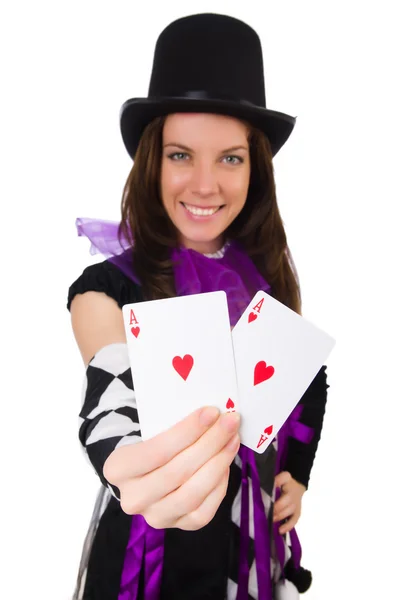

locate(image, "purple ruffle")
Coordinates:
76 216 270 328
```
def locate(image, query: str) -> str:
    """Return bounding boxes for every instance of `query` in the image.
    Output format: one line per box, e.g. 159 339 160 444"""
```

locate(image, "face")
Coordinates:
160 113 251 254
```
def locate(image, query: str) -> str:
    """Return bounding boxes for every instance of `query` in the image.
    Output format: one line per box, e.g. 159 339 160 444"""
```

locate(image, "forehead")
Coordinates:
163 112 250 141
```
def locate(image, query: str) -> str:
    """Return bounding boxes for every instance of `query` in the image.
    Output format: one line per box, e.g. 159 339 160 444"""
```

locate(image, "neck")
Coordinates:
180 236 225 255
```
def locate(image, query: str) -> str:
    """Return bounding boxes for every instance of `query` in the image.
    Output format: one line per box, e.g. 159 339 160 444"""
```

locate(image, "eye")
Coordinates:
223 155 244 165
168 152 189 161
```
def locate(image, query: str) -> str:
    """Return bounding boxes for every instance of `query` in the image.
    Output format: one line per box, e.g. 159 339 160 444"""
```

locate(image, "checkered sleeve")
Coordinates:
79 342 141 500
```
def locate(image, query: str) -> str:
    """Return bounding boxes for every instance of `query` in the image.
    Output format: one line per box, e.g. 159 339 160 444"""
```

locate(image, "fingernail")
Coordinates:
226 433 240 452
220 412 241 432
199 406 220 427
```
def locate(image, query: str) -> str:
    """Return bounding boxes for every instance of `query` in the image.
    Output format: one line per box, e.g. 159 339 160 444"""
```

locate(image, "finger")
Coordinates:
175 470 230 531
273 494 291 517
274 503 295 523
105 406 221 482
150 434 239 524
161 412 240 486
135 406 223 474
274 471 292 490
134 413 240 509
279 513 299 535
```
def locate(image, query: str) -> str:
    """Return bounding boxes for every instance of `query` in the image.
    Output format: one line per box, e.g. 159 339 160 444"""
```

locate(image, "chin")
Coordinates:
179 228 225 252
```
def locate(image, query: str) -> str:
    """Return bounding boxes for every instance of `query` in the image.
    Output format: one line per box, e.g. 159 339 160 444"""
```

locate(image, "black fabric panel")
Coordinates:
115 405 140 422
67 258 143 311
254 442 277 497
80 365 116 419
283 365 329 488
160 461 241 599
117 367 134 390
82 497 134 600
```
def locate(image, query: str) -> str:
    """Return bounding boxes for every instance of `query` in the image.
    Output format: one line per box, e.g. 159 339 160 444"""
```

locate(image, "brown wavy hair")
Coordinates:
119 115 301 314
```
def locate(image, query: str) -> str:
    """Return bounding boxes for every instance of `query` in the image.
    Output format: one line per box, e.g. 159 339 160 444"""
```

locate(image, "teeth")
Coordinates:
184 204 220 216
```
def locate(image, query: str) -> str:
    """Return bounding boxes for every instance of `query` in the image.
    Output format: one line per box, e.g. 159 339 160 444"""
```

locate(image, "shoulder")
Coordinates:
67 257 143 366
66 257 143 312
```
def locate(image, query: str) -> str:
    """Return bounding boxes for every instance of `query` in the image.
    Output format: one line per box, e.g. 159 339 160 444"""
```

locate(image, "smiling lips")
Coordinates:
182 202 223 217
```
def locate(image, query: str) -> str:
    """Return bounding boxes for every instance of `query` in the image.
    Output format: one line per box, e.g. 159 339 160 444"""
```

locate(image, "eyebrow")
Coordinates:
163 143 249 153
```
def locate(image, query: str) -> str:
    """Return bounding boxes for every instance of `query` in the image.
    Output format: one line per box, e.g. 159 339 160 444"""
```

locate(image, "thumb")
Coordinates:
274 471 292 490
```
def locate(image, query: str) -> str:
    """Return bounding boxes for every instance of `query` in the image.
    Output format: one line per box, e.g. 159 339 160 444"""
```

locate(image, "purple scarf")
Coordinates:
75 217 314 599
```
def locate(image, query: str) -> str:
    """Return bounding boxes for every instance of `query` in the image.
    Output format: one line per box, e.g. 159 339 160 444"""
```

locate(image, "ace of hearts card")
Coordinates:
232 291 335 454
122 291 239 440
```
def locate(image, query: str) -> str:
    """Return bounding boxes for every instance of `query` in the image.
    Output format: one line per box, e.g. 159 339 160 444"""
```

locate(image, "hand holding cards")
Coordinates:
104 405 241 531
122 290 335 453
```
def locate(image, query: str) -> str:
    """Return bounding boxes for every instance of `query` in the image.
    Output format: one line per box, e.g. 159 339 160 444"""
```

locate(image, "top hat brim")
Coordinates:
120 96 296 160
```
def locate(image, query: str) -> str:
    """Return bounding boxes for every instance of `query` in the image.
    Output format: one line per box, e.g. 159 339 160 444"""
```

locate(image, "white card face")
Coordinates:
122 291 239 440
232 291 335 454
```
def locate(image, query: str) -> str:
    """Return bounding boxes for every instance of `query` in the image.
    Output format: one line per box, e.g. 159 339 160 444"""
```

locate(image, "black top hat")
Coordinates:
120 13 296 159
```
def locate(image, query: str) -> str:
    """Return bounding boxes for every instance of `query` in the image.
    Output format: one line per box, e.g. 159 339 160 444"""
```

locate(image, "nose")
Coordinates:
189 160 218 198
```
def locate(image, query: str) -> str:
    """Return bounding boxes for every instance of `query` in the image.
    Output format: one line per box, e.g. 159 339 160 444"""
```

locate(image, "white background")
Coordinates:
1 1 396 598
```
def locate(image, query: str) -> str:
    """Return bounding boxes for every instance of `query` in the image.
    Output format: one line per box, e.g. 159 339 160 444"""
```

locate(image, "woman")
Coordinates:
67 13 329 600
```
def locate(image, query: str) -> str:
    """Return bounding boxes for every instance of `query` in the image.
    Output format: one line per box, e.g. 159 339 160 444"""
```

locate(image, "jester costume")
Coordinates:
67 218 328 600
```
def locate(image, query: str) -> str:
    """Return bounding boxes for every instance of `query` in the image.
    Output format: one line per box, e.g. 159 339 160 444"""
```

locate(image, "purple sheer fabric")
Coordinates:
76 217 270 328
76 217 130 258
75 217 313 599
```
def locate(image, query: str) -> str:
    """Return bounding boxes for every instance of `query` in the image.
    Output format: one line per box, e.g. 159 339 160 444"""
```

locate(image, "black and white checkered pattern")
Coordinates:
78 343 142 500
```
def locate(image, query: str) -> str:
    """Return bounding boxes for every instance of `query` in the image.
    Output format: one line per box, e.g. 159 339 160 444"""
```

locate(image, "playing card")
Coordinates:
232 291 335 454
122 291 239 440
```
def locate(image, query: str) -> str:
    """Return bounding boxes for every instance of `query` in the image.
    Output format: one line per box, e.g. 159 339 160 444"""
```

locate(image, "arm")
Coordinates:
70 290 240 530
283 365 329 489
70 290 127 367
70 291 142 498
273 366 329 533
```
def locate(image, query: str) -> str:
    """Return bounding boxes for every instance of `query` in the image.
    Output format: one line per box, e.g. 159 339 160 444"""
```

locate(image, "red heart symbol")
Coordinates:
248 312 257 323
131 326 140 338
264 425 273 436
254 361 275 385
226 398 235 410
172 354 194 381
